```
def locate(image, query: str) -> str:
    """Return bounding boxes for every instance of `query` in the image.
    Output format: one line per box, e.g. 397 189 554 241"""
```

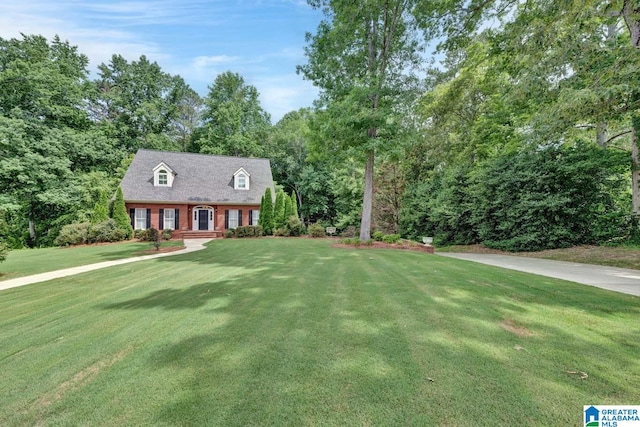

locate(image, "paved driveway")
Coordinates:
437 253 640 297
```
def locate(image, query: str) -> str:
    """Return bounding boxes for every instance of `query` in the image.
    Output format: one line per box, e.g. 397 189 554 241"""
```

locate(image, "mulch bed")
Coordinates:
332 241 434 253
132 245 186 256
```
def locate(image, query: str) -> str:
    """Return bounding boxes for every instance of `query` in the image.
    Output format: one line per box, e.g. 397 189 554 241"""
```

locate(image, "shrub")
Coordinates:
161 229 173 240
308 223 326 238
274 190 286 229
55 222 90 246
340 226 358 238
225 229 234 238
112 187 134 239
340 238 361 246
91 190 109 224
135 229 150 241
0 242 9 263
147 227 161 250
88 219 127 243
259 187 275 235
287 216 305 236
273 227 290 237
233 225 263 238
372 231 384 242
382 234 401 244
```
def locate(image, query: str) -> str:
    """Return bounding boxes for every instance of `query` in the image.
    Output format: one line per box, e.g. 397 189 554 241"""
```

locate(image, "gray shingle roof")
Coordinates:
120 149 275 205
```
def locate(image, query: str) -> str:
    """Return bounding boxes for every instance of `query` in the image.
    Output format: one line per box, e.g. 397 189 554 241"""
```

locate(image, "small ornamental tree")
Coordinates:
259 187 275 235
92 190 109 224
284 193 293 222
274 190 286 229
0 241 8 263
112 187 134 239
290 191 299 220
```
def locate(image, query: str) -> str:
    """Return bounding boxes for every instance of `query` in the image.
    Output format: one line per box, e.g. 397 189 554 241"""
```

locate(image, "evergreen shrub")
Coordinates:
88 219 127 243
308 223 325 237
55 222 90 246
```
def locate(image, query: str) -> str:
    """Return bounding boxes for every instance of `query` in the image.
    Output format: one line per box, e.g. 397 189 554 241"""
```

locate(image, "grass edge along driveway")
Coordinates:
0 240 184 282
0 238 638 426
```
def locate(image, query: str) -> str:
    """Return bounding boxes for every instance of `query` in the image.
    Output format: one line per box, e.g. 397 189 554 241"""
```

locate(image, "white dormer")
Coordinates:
233 167 250 190
153 162 175 187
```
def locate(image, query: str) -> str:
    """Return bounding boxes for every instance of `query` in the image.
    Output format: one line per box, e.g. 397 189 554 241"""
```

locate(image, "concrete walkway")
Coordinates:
438 252 640 297
0 239 213 292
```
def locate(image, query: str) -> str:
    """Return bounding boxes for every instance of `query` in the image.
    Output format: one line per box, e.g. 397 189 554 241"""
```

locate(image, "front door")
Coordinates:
198 209 209 230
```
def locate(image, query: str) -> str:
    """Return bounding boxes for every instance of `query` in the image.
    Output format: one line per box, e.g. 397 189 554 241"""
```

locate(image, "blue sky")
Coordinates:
0 1 324 122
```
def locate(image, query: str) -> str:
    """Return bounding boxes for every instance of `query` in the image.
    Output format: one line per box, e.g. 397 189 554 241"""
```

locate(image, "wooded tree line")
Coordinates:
1 0 639 250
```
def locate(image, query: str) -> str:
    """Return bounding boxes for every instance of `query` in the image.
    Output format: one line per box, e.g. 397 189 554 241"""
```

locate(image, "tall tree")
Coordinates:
194 71 271 157
299 0 424 240
415 0 640 221
91 55 191 152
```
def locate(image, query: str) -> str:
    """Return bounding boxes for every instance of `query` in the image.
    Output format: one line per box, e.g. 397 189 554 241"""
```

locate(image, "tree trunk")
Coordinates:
28 217 36 245
359 150 375 241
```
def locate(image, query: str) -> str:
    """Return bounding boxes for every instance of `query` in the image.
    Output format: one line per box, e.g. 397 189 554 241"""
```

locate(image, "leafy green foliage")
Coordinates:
193 71 270 157
88 219 127 244
274 190 286 230
161 229 173 240
290 191 299 220
308 223 326 238
112 187 133 239
0 241 8 263
401 143 630 251
226 225 263 238
91 190 109 224
55 222 90 246
381 234 401 244
258 188 274 235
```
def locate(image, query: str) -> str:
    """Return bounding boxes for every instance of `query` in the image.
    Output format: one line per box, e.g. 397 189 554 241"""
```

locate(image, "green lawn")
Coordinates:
0 240 184 281
0 238 638 426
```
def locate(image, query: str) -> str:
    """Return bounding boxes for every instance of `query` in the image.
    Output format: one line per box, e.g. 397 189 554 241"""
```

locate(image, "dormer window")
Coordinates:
153 162 175 187
233 167 250 190
237 175 247 189
158 170 168 186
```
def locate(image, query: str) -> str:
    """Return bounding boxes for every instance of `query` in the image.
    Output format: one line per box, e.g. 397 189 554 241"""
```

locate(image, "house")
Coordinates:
120 149 275 238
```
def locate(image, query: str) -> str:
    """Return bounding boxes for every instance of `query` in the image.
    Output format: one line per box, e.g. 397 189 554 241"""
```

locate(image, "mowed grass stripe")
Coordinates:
0 238 638 426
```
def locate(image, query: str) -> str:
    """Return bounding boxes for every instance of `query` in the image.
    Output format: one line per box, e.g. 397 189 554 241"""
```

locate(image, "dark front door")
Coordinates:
198 209 209 230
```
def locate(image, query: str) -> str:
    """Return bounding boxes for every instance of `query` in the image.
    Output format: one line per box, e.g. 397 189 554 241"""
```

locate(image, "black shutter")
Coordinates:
225 210 229 229
175 209 179 231
249 210 253 226
238 210 243 226
146 209 151 229
129 208 135 228
159 209 164 230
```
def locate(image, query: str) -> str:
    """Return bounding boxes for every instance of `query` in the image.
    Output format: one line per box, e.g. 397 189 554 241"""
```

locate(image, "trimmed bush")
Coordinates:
308 223 325 238
112 187 134 239
382 234 401 244
55 222 90 246
227 226 263 238
88 219 127 243
286 216 305 236
161 229 173 240
274 190 286 230
135 229 150 241
372 231 384 242
91 190 109 224
0 241 9 263
259 187 275 235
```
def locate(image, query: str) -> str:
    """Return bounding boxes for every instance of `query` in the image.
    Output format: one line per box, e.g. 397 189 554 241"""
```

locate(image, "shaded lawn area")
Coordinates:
0 241 184 281
0 238 638 426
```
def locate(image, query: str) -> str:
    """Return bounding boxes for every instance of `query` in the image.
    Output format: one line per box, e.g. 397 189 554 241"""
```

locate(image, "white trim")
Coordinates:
134 208 147 230
233 167 250 190
153 162 175 187
228 209 239 229
192 205 214 231
163 208 175 230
